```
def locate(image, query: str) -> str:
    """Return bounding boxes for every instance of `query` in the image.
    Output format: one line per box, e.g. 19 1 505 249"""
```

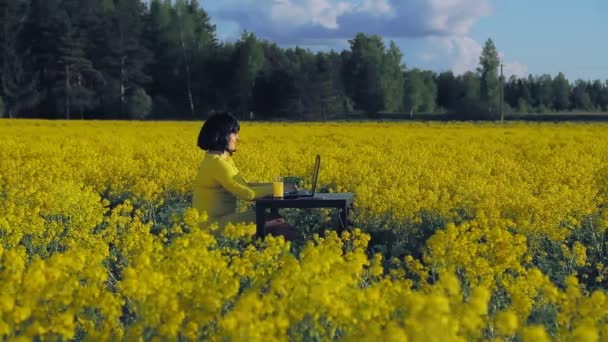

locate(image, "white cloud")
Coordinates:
415 37 528 77
503 61 528 79
360 0 392 16
270 0 355 30
443 36 483 74
210 0 492 41
425 0 492 35
209 0 531 76
414 36 481 74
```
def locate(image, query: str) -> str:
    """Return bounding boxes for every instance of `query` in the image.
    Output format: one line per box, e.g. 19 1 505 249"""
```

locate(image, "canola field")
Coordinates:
1 119 608 341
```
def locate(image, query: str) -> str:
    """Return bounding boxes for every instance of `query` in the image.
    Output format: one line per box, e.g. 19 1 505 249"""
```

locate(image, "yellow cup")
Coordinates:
272 181 284 198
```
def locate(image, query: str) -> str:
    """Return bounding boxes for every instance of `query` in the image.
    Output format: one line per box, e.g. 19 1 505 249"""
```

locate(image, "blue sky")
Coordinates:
204 0 608 81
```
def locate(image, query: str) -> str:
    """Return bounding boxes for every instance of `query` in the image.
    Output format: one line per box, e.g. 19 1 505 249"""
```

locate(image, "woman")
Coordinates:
192 112 299 240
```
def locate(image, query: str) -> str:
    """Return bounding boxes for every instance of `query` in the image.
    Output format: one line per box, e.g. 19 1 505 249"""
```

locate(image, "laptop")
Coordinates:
283 154 320 199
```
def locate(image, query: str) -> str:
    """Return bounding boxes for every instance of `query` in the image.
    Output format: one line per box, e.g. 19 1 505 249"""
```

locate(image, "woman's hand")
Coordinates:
249 181 297 193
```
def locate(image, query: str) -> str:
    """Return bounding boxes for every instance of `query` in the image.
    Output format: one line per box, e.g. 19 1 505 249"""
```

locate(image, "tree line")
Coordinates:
1 0 607 120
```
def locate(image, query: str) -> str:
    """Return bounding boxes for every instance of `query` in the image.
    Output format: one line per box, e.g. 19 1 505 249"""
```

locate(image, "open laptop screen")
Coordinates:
282 154 321 198
310 154 321 195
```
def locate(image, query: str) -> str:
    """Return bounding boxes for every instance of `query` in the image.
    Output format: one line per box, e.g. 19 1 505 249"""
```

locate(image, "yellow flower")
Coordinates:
520 326 549 342
494 310 518 336
572 241 587 267
572 325 599 342
469 286 491 315
3 120 608 340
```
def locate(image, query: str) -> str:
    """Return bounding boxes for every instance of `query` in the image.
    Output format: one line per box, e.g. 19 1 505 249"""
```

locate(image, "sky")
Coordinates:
204 0 608 81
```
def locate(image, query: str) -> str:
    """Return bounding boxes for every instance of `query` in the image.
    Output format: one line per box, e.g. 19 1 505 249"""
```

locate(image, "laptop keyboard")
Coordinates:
285 190 312 196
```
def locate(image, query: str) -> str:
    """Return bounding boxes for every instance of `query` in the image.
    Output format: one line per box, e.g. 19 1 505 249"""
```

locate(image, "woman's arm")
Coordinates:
248 182 268 187
249 183 274 199
250 181 297 192
214 160 273 200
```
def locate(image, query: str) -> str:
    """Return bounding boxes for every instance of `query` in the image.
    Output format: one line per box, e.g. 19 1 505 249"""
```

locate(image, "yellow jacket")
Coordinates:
192 152 273 223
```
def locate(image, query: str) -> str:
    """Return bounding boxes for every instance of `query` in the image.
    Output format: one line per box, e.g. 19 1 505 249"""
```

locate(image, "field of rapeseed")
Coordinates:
1 119 608 340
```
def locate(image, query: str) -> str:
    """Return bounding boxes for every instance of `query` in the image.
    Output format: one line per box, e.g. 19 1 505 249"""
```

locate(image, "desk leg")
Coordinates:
256 205 266 238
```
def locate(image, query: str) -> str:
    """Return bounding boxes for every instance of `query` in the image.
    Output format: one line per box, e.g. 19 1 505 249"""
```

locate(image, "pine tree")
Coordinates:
145 0 216 118
436 71 459 112
535 74 553 111
420 71 438 113
456 71 482 119
552 72 570 111
347 33 386 115
403 69 424 114
381 41 405 112
251 42 292 118
96 0 151 119
572 80 594 111
478 38 500 118
0 0 39 117
234 32 264 116
503 75 520 109
2 48 39 118
17 0 66 117
185 0 217 115
50 0 104 119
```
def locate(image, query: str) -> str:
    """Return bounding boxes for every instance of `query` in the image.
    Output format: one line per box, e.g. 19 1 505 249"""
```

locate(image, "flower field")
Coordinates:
1 119 608 340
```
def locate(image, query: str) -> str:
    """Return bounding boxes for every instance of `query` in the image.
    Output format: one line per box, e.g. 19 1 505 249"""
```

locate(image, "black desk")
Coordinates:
254 193 355 238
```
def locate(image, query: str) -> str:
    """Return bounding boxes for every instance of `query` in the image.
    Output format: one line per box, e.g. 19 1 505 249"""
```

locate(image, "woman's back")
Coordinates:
193 152 268 220
193 153 238 219
193 113 299 240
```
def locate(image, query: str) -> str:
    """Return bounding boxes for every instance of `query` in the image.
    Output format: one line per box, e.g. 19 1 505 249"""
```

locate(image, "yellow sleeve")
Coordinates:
251 183 274 197
214 158 273 200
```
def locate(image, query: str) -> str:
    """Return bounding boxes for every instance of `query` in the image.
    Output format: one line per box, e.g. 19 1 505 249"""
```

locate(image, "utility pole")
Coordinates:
500 63 504 123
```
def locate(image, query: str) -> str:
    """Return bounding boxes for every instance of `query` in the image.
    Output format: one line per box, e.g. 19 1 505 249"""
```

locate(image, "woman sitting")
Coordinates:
192 112 299 241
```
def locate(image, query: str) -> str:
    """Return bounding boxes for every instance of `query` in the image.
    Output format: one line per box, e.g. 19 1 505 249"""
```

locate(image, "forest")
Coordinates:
1 0 607 120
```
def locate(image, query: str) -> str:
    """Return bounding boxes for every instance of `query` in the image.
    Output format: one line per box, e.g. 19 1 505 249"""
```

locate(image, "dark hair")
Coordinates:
197 112 240 152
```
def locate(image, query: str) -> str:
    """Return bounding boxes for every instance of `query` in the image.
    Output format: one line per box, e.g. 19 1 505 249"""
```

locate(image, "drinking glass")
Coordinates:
272 177 284 198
